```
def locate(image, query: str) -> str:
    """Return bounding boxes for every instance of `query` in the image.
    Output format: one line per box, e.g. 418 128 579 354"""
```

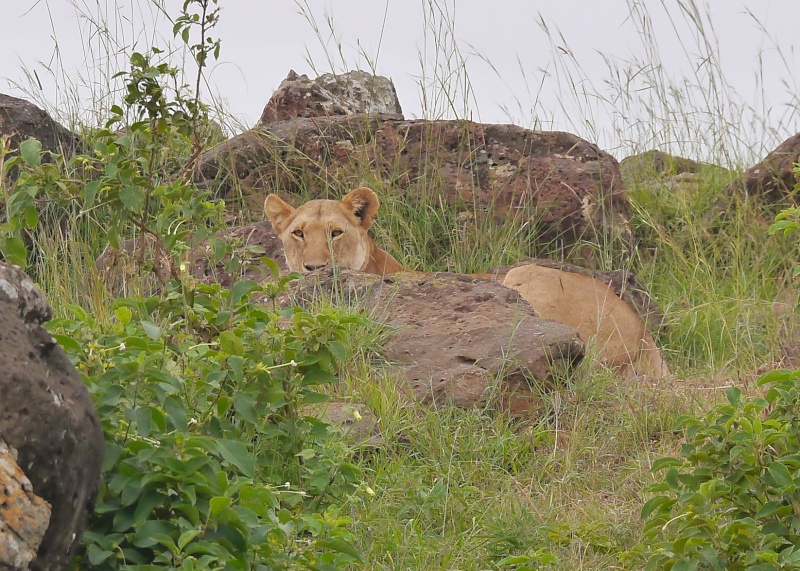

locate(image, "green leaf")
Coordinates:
177 529 202 550
132 520 175 548
725 385 741 407
141 320 162 341
672 559 698 571
769 461 794 488
219 330 244 356
216 439 256 478
209 496 232 518
756 500 789 519
119 185 145 211
19 138 42 166
84 180 101 208
328 340 347 363
0 235 28 268
87 544 114 565
115 306 133 325
230 279 258 306
315 538 362 561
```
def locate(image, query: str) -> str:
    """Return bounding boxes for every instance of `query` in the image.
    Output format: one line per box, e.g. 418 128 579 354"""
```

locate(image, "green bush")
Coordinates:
55 277 367 569
641 369 800 570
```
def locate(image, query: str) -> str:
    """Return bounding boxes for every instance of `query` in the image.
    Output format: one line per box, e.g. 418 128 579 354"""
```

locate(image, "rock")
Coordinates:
287 269 584 414
0 94 82 180
723 132 800 204
259 70 403 124
0 263 104 570
620 150 705 185
0 440 51 571
195 115 631 251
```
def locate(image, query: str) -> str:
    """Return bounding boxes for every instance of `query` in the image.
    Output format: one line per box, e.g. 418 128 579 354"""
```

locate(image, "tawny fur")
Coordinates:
264 187 403 276
265 187 669 378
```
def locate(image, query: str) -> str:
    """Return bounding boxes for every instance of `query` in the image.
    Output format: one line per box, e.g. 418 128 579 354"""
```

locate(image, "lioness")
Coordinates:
264 187 403 275
265 188 669 377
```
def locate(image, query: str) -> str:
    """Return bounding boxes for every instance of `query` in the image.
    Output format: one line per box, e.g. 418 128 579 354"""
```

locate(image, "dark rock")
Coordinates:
723 133 800 204
0 94 82 180
0 263 104 570
259 70 403 124
287 269 584 414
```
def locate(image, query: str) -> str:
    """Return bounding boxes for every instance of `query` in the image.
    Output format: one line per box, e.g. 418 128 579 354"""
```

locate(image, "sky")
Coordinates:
1 1 799 163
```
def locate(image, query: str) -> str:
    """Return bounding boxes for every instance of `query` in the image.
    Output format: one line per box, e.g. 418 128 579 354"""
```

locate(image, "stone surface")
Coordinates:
0 440 51 571
0 263 104 570
723 132 800 203
287 269 585 414
0 94 82 180
195 115 631 250
259 70 403 124
620 149 705 181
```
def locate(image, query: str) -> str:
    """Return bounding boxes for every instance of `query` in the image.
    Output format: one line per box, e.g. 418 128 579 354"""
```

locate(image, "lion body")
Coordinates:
265 188 669 378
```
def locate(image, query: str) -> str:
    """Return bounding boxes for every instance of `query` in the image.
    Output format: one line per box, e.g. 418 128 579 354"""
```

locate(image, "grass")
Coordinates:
8 0 800 569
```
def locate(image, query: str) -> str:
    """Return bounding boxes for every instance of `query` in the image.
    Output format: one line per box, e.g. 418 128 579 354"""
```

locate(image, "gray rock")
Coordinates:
259 69 403 124
0 263 104 570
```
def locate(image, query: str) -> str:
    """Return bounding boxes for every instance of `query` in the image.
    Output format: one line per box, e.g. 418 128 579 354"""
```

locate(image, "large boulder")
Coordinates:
194 73 631 252
259 69 403 124
723 133 800 203
0 440 51 570
0 94 82 178
287 269 584 414
0 263 104 570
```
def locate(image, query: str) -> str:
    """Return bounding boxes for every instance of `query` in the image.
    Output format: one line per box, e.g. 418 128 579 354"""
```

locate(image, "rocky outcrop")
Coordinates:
260 70 403 124
287 269 584 414
0 440 51 570
723 133 800 204
0 264 104 570
0 94 82 178
194 71 631 252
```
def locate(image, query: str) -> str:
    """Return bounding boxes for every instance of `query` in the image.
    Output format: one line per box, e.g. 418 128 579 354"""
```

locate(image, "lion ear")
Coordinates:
264 194 295 234
341 187 380 230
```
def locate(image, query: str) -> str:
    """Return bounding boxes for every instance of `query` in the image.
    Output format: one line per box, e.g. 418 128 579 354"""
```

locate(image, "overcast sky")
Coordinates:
1 1 799 163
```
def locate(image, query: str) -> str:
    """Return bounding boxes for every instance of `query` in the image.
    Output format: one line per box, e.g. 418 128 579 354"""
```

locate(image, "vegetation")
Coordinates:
2 0 799 569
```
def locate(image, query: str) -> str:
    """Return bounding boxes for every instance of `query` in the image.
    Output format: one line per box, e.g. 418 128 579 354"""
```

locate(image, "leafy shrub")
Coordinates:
55 276 367 569
641 369 800 570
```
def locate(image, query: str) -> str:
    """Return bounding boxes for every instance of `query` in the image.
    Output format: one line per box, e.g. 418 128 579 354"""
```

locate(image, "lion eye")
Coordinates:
330 229 343 238
292 229 304 239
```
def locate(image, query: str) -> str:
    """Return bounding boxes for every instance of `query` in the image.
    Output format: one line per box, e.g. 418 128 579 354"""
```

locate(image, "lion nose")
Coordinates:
303 262 328 272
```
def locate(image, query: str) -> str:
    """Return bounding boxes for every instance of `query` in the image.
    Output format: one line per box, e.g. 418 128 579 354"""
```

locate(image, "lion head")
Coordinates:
264 187 384 273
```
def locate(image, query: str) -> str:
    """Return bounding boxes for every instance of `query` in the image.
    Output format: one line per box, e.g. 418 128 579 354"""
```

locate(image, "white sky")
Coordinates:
1 1 799 163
